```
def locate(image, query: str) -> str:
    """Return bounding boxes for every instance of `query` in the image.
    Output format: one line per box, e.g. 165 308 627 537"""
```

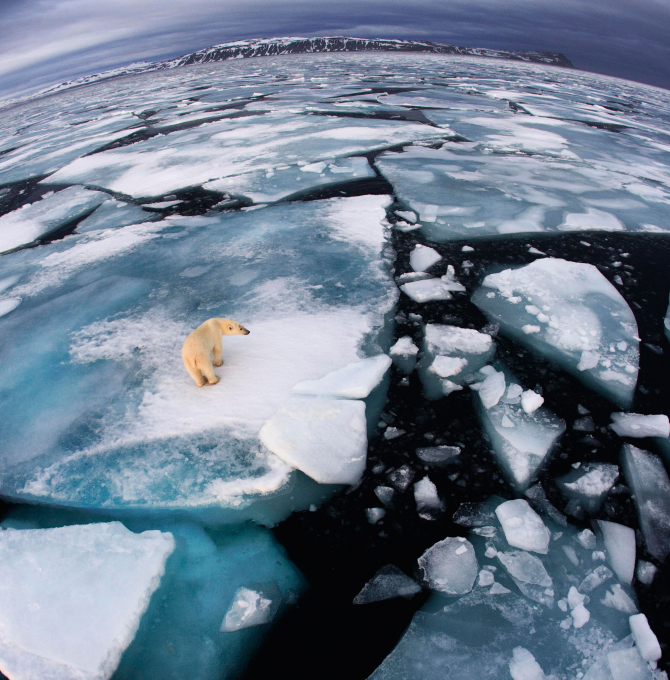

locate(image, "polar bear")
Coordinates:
182 318 250 386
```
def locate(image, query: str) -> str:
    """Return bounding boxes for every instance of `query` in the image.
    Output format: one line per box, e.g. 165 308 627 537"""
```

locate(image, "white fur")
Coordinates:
181 318 250 386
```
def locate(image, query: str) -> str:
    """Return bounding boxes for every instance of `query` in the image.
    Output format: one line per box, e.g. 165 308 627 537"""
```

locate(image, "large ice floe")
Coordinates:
0 194 397 518
472 258 640 407
0 521 175 680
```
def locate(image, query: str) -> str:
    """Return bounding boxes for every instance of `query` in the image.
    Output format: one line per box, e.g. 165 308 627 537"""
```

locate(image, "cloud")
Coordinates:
0 0 668 99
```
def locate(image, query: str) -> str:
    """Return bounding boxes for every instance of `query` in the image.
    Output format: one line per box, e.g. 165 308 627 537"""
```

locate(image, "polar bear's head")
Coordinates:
216 318 250 335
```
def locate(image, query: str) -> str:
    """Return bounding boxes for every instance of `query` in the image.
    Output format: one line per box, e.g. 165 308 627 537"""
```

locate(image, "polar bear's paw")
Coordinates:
213 360 224 367
208 376 220 385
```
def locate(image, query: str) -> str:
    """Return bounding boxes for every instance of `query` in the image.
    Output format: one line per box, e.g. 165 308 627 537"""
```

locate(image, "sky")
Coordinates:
0 0 669 101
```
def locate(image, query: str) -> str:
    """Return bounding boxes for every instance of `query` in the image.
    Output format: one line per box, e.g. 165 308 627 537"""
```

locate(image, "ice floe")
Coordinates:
418 537 478 595
597 520 636 585
353 565 422 604
473 258 639 407
389 336 419 374
610 413 670 439
495 499 551 554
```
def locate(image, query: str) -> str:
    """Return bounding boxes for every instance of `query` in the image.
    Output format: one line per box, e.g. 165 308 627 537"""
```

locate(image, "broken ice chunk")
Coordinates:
579 565 613 593
521 390 544 414
374 486 395 505
410 244 442 272
478 569 495 587
389 336 419 374
557 462 619 514
497 551 553 606
495 499 550 554
610 413 670 439
472 258 639 408
0 186 107 253
220 586 276 632
76 198 159 234
478 369 507 409
601 584 638 614
428 355 468 379
576 528 597 550
629 614 662 666
597 520 636 585
0 522 174 680
259 396 367 484
292 355 391 398
509 647 550 680
366 508 386 524
621 444 670 561
453 497 504 527
414 477 441 511
353 565 422 604
636 560 658 585
416 445 461 466
607 647 653 680
489 582 511 595
440 265 466 292
418 537 478 595
472 366 565 493
388 465 415 492
418 324 495 400
399 278 454 302
567 586 590 628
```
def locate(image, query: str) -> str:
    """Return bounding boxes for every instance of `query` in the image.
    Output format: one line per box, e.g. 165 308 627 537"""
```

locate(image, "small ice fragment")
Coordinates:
429 355 468 378
461 245 474 253
496 499 550 554
374 486 395 505
528 247 546 256
607 647 652 680
501 415 515 428
453 498 501 526
601 584 638 614
389 336 419 374
366 508 386 524
522 325 541 334
410 244 442 272
521 390 544 414
567 586 590 628
598 520 636 584
562 545 579 567
497 551 553 606
636 560 658 585
384 427 405 440
485 546 498 559
478 370 506 409
400 278 453 302
509 646 549 680
502 383 524 404
414 477 441 510
353 565 421 604
416 445 460 466
579 565 613 592
388 465 415 492
221 587 275 632
490 582 510 595
629 614 662 666
418 537 478 595
557 462 619 513
610 413 670 439
478 569 495 587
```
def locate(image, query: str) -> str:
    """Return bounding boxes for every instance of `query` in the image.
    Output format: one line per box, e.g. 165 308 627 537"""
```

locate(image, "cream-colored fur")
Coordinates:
182 318 250 386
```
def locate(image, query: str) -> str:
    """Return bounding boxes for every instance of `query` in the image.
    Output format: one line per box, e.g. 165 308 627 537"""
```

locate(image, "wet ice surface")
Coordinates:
1 52 670 680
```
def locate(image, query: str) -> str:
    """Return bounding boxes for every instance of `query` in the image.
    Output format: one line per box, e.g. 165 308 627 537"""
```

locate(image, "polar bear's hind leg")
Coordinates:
184 359 207 387
199 359 220 385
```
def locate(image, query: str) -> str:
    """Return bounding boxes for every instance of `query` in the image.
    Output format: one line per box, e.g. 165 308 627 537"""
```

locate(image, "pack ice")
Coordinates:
472 258 639 408
471 365 565 493
0 195 397 516
0 522 174 680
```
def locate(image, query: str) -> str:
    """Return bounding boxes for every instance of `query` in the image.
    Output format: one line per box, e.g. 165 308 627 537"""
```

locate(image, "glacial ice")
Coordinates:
495 499 551 554
598 520 636 585
557 462 619 514
472 258 640 407
259 396 367 485
353 565 422 604
610 413 670 439
417 324 495 400
620 444 670 561
0 186 107 253
292 354 391 398
389 336 419 374
0 195 396 515
418 537 478 595
471 365 566 492
0 522 175 680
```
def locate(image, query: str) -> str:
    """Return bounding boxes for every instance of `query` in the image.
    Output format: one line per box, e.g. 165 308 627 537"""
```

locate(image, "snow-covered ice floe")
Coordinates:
0 195 397 518
472 258 639 408
0 522 175 680
470 365 565 493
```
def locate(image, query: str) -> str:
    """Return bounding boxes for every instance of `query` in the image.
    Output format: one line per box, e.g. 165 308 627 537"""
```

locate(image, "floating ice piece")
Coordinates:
418 324 495 400
607 647 653 680
399 278 454 302
610 413 670 439
410 244 442 272
76 199 159 234
478 570 495 587
389 336 419 374
497 551 553 606
636 561 658 585
205 157 375 203
567 586 590 628
576 528 597 550
453 497 505 527
353 565 422 604
388 465 415 492
374 486 395 505
441 266 466 292
509 647 551 680
557 462 619 514
0 522 174 680
579 566 613 593
292 354 391 399
418 537 478 595
629 614 662 666
478 369 507 409
0 298 21 318
558 208 625 232
472 258 639 408
472 366 565 492
521 390 544 414
597 520 636 585
621 444 670 561
495 499 550 554
0 187 107 253
220 587 276 632
366 508 386 524
601 584 638 614
414 477 441 511
416 445 461 466
259 396 367 484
